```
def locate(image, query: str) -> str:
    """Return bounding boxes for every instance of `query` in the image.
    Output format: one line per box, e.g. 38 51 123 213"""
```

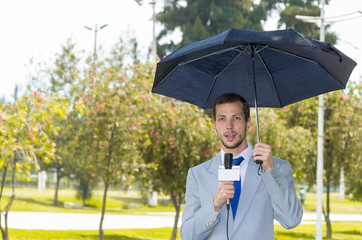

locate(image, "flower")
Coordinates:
29 129 34 140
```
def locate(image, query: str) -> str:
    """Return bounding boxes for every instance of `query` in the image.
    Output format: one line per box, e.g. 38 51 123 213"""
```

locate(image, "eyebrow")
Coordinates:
216 113 243 118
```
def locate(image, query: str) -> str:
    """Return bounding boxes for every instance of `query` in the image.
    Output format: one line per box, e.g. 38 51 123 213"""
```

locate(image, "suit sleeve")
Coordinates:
180 168 221 240
261 159 303 229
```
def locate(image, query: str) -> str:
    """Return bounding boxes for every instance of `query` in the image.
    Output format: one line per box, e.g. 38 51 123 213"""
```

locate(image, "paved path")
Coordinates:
7 212 362 230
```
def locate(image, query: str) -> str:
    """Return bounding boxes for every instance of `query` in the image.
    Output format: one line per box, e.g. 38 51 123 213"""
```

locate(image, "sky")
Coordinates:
0 0 361 101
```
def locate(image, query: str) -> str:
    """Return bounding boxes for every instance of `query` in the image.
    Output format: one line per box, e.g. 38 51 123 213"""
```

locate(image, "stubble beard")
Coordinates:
217 126 247 150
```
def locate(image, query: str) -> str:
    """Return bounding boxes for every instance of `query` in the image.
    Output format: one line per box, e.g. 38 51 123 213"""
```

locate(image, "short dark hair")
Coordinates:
212 93 250 121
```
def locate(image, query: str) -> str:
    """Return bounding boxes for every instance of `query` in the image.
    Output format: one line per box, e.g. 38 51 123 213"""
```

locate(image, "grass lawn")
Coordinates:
7 222 362 240
303 192 362 215
8 228 176 240
3 187 175 214
4 187 362 215
1 187 361 239
274 222 362 239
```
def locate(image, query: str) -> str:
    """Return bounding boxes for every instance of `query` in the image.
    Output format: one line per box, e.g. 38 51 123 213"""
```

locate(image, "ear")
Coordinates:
246 117 251 129
213 120 216 131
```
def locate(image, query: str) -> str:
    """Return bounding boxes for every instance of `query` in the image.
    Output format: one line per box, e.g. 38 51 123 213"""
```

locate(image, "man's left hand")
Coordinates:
252 142 274 172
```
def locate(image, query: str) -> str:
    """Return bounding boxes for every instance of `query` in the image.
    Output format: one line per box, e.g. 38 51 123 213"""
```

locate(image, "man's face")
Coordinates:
213 101 251 153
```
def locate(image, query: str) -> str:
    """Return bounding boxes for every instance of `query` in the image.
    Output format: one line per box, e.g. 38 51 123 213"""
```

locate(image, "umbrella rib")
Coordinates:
267 46 346 90
255 51 283 107
205 51 246 106
253 44 269 55
268 46 318 63
181 45 245 65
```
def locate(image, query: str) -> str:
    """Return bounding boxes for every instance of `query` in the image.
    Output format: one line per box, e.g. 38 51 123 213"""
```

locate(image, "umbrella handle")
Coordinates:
256 161 263 176
252 49 263 168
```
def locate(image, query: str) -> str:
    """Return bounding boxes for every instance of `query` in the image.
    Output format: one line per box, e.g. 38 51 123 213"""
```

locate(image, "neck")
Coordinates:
222 141 248 157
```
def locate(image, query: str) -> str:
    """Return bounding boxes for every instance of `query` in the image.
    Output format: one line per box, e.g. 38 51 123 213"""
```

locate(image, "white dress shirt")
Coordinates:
220 142 252 188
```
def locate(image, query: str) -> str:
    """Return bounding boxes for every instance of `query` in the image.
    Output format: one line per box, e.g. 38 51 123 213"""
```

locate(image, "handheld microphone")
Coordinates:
224 153 233 209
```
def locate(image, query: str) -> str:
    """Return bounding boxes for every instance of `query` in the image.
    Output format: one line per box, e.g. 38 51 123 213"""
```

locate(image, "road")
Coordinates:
6 212 362 230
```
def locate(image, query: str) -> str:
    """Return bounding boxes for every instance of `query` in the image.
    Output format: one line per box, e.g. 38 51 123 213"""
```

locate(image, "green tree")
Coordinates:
72 41 146 240
275 80 361 238
0 92 65 240
321 81 361 237
277 0 336 44
248 108 315 183
156 0 268 56
132 62 219 240
30 38 82 206
344 81 362 201
149 0 337 57
68 100 99 207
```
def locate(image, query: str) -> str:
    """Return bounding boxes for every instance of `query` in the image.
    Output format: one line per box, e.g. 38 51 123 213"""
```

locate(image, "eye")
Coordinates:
217 117 225 122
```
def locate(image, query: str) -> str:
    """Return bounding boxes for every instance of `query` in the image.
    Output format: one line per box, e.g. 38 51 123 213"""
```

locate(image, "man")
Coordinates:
299 187 307 209
181 93 303 240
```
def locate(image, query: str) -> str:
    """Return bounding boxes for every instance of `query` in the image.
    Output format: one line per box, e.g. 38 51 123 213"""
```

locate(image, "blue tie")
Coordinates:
231 156 244 219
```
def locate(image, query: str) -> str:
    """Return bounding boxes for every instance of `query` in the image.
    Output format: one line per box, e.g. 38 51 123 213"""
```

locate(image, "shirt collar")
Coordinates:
220 142 252 164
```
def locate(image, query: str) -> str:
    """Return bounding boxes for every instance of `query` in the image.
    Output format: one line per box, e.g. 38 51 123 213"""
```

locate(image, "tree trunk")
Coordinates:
99 128 114 240
1 153 17 240
170 193 182 240
53 169 63 206
0 167 8 240
0 231 8 240
325 183 332 238
98 182 109 240
323 178 332 238
82 181 89 206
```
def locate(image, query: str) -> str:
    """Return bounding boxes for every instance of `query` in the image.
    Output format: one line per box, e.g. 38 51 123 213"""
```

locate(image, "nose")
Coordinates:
226 118 233 129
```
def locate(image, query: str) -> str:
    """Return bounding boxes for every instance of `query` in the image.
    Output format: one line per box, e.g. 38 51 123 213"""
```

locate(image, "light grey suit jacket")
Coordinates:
181 152 303 240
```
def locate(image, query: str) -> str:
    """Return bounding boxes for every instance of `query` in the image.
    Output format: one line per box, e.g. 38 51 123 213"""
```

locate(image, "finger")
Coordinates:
253 146 271 156
220 182 235 188
223 185 235 192
253 149 269 158
255 142 271 149
252 149 265 158
254 145 271 153
225 190 235 198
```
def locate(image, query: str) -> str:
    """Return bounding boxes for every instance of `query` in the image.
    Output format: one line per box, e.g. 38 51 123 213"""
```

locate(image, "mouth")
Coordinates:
224 132 236 142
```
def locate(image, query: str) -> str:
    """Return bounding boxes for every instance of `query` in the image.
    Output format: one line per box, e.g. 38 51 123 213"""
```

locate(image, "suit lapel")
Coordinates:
207 153 221 208
207 152 221 175
208 154 232 227
231 155 262 233
207 152 262 233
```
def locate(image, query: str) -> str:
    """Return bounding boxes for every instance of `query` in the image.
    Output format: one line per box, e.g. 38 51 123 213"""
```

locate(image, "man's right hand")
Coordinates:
213 181 235 212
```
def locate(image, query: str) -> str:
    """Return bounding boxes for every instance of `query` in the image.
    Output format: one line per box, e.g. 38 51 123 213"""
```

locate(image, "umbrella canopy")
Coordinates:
152 28 356 110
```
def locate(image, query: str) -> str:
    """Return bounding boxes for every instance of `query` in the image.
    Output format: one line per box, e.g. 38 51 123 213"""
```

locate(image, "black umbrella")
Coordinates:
152 28 356 166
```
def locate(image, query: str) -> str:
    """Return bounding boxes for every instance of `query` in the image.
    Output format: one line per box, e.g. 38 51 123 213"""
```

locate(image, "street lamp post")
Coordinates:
316 3 325 240
296 4 362 240
84 23 108 66
149 0 157 62
296 1 325 239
